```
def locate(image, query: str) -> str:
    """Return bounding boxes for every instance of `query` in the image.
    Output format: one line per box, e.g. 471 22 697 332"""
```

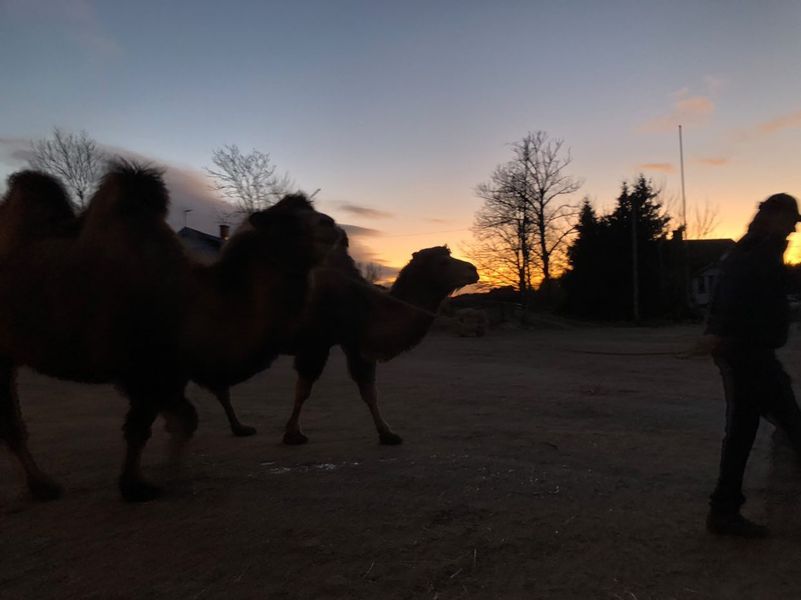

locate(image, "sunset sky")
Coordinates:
2 0 801 274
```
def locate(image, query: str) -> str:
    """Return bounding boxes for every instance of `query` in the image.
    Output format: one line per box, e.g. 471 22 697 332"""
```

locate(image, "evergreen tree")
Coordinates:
562 198 603 316
561 175 670 319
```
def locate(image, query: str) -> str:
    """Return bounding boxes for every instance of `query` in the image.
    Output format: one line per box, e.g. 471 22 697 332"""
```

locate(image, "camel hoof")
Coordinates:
283 431 309 445
28 477 64 502
232 425 258 437
379 432 403 445
119 479 163 503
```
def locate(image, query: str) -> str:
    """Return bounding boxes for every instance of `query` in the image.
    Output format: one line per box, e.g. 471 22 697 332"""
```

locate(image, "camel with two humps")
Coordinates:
0 163 340 502
215 241 479 445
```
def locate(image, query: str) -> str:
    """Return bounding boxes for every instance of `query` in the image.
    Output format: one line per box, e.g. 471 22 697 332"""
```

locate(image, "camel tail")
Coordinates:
93 159 169 218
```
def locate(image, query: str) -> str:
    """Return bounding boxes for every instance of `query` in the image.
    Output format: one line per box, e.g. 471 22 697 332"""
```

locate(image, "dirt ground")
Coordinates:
3 324 801 599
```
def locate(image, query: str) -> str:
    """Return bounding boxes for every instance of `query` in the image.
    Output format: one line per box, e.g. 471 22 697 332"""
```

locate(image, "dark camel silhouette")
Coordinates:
0 163 340 502
215 242 479 444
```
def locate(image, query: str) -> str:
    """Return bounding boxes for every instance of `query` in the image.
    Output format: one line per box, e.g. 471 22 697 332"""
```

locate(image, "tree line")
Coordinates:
18 127 721 313
468 130 725 321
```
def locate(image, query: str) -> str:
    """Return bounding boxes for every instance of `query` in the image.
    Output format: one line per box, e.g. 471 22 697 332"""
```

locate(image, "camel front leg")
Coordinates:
284 377 313 445
0 360 63 501
356 380 402 445
345 351 401 445
214 387 257 437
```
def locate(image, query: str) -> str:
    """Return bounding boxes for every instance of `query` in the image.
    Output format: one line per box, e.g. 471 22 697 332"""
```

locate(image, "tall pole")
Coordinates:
679 125 687 233
678 124 691 313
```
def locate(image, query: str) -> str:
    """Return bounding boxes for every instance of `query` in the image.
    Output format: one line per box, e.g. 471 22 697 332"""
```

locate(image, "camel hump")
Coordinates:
89 159 169 219
246 192 316 232
272 193 314 213
0 171 76 244
3 170 74 218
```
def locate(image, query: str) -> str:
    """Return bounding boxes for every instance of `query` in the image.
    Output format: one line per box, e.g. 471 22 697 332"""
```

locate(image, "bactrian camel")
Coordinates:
0 163 340 502
215 241 479 444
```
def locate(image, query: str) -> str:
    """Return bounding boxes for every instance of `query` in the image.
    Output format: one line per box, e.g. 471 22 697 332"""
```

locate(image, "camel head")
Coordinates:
393 246 479 297
240 193 342 271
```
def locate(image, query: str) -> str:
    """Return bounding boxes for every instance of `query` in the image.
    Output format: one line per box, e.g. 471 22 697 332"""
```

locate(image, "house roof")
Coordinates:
685 238 735 275
177 226 223 253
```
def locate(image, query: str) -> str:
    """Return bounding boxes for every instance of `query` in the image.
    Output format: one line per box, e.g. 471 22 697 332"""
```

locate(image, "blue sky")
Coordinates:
2 0 801 268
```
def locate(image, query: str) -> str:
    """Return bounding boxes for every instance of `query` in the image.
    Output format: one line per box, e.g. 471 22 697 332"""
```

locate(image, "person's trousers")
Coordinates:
711 348 801 514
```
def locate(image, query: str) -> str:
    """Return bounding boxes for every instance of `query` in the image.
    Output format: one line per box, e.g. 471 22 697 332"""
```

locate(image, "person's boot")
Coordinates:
706 510 769 538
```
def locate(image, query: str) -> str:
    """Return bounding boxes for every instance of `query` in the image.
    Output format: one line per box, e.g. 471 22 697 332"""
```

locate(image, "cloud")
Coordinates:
337 225 391 269
340 224 382 238
638 95 715 133
0 136 392 269
1 0 120 56
697 157 729 167
733 108 801 144
336 203 394 220
0 137 34 166
425 217 450 224
638 162 674 174
704 75 726 96
0 136 229 233
757 109 801 135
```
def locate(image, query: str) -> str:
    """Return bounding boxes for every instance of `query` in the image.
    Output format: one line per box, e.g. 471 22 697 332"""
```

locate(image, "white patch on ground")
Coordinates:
260 461 361 474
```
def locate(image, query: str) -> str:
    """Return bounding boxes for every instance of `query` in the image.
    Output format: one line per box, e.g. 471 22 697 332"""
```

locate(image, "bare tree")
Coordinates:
468 163 537 297
29 128 106 209
357 261 384 284
468 131 583 301
205 145 294 214
660 191 720 240
689 200 720 239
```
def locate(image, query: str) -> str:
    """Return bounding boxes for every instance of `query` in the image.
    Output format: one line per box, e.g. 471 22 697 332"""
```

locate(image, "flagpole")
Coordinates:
679 125 687 233
678 124 691 313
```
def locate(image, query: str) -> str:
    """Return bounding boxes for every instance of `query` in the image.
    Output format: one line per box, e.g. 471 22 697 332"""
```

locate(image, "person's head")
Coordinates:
748 193 801 238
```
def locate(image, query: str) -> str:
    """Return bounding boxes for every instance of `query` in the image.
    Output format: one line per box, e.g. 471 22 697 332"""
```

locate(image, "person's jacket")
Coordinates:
705 232 789 349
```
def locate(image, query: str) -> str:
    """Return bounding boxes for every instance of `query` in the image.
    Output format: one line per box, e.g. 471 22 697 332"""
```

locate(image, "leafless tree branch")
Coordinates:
467 131 583 297
205 144 295 214
29 128 106 209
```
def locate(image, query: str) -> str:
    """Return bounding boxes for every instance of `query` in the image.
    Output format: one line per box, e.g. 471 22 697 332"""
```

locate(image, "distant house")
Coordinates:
692 262 722 306
177 224 230 263
685 238 736 307
657 231 736 315
662 232 735 308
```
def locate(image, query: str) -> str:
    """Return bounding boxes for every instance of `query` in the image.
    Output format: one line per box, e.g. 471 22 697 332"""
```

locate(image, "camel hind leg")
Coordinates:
0 358 62 501
284 347 330 445
119 393 161 502
213 387 257 437
284 377 314 445
120 384 199 502
345 349 402 445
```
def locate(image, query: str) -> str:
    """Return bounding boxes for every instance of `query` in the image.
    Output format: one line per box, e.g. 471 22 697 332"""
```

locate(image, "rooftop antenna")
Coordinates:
183 208 193 228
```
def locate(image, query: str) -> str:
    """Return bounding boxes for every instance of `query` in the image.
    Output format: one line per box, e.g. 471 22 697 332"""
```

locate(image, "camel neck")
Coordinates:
389 280 448 313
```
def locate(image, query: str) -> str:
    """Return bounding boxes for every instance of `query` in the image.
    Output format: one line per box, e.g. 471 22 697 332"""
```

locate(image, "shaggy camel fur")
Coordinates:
0 164 340 502
215 243 479 444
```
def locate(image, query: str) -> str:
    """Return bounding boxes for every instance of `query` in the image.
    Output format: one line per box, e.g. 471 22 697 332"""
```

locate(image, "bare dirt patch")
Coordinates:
3 325 801 599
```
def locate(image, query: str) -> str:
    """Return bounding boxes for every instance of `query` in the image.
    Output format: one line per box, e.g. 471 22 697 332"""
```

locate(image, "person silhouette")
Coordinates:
705 193 801 537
